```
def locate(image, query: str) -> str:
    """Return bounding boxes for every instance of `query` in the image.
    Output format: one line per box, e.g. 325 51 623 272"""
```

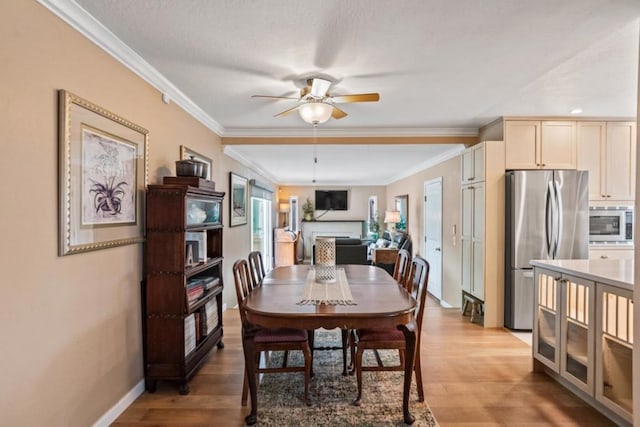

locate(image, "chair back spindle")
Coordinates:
248 251 266 288
232 259 253 325
392 249 411 288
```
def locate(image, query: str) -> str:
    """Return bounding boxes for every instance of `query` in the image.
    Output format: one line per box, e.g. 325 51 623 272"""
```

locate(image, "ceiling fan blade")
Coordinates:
310 78 332 98
274 105 300 118
252 95 300 100
331 93 380 103
331 106 348 119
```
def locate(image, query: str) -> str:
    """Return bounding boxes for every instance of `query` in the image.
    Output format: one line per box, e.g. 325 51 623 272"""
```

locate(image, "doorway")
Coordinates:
424 177 443 302
251 197 273 271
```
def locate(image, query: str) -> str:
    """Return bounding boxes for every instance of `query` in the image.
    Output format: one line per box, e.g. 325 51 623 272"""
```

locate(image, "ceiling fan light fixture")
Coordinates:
298 101 333 125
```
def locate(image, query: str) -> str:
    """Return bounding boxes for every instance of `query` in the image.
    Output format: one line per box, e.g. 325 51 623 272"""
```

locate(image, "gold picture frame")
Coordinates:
180 145 213 180
58 90 149 256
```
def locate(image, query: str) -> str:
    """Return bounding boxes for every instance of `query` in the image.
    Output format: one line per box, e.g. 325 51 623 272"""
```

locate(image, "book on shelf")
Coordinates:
184 314 196 357
200 276 220 290
203 299 219 335
185 231 207 262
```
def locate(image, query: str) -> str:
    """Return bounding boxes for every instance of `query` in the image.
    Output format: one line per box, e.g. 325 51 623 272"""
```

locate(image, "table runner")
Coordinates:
298 268 356 305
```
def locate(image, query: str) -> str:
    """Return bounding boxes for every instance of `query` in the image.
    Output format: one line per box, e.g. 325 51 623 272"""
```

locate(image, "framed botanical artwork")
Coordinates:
58 90 148 256
229 172 248 227
180 145 212 180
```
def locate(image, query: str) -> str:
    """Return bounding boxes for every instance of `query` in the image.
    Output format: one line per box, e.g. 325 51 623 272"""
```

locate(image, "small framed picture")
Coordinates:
229 172 248 227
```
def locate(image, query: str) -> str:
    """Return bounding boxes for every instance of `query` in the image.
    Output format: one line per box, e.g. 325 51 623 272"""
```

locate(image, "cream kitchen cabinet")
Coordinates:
461 182 484 301
531 259 633 426
461 143 484 184
577 121 636 202
533 267 596 395
505 120 576 170
588 246 634 261
459 140 505 327
595 284 634 423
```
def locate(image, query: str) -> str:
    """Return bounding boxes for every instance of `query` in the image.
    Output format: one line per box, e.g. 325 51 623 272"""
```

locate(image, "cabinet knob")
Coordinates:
467 177 474 181
606 195 611 198
600 255 608 259
601 194 606 198
541 164 546 167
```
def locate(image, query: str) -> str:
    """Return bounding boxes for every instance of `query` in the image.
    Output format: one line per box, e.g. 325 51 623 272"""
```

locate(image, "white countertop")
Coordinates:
530 259 634 291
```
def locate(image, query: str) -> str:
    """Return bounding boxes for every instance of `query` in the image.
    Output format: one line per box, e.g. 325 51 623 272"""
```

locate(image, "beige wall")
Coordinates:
278 185 387 223
386 156 462 307
221 154 277 309
0 2 267 425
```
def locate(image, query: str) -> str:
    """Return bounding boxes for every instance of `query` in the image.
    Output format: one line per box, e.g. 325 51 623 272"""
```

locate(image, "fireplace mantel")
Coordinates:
301 220 366 261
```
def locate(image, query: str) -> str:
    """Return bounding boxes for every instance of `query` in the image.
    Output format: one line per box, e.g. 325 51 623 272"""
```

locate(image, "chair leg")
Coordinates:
352 345 365 406
301 343 312 406
241 369 248 406
414 353 424 402
308 329 315 378
348 330 357 375
341 329 348 376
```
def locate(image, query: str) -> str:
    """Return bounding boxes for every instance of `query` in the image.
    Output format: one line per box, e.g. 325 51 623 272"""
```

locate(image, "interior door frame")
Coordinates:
250 196 273 271
424 177 446 305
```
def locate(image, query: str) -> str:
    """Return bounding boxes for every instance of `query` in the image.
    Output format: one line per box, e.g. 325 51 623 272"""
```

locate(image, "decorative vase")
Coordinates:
304 213 313 221
315 237 336 283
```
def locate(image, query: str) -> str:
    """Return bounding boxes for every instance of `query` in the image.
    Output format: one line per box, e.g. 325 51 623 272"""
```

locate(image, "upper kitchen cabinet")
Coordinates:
577 121 636 202
461 142 485 184
504 120 576 170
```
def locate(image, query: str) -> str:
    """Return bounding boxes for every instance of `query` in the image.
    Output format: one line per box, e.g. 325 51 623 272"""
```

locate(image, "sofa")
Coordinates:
312 237 370 265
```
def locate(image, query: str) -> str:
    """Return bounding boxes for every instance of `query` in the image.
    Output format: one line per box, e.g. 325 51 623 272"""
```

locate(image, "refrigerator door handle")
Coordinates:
545 181 553 257
553 179 562 259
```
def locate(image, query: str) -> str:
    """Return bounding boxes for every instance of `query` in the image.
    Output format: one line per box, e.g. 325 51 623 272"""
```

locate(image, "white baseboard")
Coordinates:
93 303 228 426
440 300 454 308
93 378 145 427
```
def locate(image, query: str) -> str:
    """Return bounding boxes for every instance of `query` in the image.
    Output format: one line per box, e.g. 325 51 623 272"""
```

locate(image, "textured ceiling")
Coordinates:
67 0 640 184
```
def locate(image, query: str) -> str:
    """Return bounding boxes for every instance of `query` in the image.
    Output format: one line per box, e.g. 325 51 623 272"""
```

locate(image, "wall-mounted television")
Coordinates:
315 190 348 211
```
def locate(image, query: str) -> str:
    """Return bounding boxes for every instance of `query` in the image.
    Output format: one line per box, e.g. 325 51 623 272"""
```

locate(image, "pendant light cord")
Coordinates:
312 123 318 183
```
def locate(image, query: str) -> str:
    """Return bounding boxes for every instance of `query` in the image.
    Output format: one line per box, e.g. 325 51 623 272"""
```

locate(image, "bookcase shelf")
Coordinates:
144 182 225 395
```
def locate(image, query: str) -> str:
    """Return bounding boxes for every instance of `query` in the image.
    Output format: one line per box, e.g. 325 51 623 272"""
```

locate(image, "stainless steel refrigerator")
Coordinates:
504 170 589 330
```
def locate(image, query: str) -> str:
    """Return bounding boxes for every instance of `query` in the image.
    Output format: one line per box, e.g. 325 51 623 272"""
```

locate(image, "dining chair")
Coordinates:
248 250 266 288
392 248 411 287
232 259 312 406
351 256 430 406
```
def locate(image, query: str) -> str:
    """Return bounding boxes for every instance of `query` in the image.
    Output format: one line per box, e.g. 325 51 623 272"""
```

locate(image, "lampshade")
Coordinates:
279 202 290 213
298 101 332 125
383 210 401 224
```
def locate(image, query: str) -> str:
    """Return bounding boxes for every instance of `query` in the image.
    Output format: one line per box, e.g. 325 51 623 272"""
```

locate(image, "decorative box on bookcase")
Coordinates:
144 181 225 395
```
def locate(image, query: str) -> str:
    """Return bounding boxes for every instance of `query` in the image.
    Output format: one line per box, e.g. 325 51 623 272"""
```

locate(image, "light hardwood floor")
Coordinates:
114 296 615 426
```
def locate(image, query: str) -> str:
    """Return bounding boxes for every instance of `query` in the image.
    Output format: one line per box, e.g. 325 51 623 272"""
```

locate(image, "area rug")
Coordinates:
256 329 438 426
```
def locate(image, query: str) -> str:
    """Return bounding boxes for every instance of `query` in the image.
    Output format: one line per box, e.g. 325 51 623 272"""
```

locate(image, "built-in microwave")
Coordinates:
589 206 633 243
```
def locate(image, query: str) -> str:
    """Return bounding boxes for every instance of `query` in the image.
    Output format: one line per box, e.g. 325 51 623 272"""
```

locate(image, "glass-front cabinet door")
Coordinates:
533 267 561 372
559 274 595 394
595 283 633 423
186 197 221 227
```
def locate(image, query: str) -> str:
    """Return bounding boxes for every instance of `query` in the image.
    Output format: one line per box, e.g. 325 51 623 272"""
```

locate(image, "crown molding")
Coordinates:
223 127 479 138
223 146 279 183
386 145 466 184
36 0 225 136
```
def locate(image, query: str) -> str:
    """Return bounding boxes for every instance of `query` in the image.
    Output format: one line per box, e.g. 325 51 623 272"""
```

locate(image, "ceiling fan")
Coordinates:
251 77 380 124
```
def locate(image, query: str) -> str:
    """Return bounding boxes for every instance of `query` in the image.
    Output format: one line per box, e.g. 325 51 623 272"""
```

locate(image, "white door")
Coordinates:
424 178 443 301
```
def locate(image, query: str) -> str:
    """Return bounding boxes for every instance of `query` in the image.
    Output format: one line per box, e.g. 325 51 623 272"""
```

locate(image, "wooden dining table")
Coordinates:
241 264 418 425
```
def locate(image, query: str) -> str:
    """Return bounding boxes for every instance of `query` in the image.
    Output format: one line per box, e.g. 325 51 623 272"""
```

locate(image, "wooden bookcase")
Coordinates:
143 181 225 394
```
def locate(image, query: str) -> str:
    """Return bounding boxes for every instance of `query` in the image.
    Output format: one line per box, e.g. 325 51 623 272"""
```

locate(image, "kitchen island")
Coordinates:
530 259 633 426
